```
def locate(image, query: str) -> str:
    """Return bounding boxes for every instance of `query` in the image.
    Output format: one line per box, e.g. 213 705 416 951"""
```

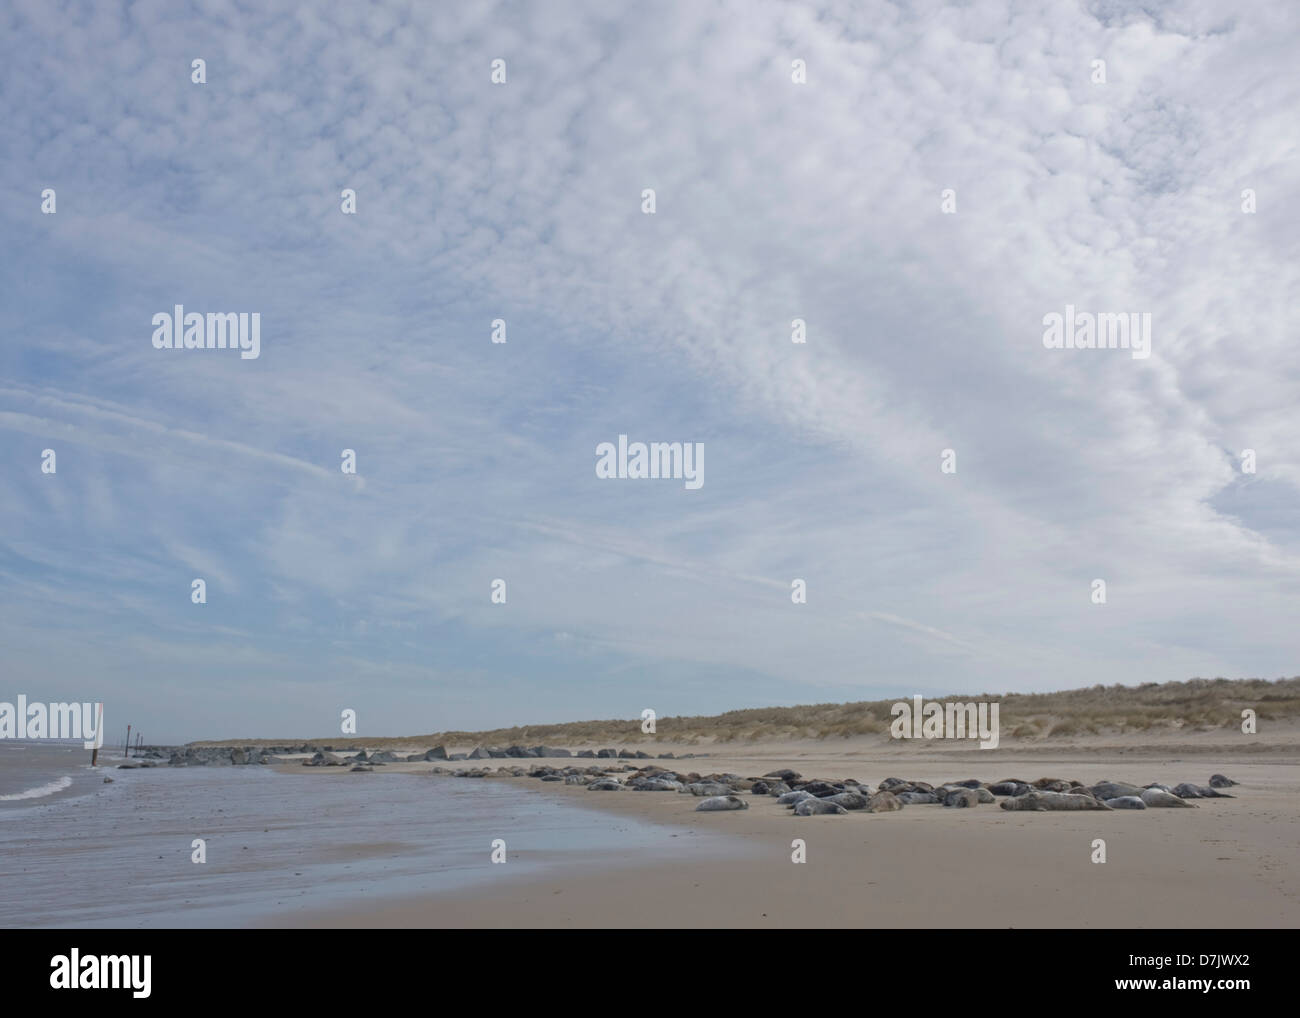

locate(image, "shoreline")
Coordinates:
271 738 1300 929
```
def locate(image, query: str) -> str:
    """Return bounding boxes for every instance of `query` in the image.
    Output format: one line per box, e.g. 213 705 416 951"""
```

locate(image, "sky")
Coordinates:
1 0 1297 743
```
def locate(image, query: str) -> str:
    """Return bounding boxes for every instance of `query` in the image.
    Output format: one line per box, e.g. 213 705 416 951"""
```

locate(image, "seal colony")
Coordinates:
429 763 1243 816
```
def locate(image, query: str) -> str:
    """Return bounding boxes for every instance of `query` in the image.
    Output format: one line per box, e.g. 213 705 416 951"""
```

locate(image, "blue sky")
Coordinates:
2 0 1297 743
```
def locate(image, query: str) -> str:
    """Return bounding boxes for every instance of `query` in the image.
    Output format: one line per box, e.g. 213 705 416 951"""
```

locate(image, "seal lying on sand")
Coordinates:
897 791 939 804
864 791 904 813
696 795 748 811
1091 781 1143 800
1172 783 1233 799
1001 791 1112 811
1140 788 1196 808
943 788 981 808
1104 796 1146 809
1209 773 1239 788
824 791 869 810
794 798 848 816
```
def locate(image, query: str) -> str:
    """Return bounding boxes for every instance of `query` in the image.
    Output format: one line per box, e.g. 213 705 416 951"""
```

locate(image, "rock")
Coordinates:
1104 796 1146 809
424 746 449 760
793 798 848 816
576 750 597 758
658 752 676 759
865 791 904 813
696 795 749 812
1140 788 1197 808
447 753 468 761
467 747 491 760
1001 792 1112 811
1208 773 1239 788
597 749 619 759
230 748 248 765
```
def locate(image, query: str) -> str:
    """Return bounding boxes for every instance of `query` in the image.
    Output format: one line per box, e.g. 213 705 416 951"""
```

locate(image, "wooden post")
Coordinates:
125 724 132 758
89 702 102 768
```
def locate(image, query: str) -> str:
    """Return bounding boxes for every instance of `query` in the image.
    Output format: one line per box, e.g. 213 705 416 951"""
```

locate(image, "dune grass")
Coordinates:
193 675 1299 748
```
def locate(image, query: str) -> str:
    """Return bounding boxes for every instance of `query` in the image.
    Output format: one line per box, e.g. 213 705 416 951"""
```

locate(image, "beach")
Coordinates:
273 726 1300 928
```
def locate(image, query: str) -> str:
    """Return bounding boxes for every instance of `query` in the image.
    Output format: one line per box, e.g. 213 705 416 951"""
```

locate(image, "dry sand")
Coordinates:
270 728 1300 928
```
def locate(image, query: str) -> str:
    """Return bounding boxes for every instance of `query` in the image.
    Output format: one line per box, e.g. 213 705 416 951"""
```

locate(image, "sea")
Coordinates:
0 741 735 928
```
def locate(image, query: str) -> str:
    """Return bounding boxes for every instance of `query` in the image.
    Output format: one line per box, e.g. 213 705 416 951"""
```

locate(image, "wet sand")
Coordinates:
280 731 1300 928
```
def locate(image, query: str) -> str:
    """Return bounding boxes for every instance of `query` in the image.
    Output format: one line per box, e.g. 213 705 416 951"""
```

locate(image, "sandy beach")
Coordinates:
270 727 1300 928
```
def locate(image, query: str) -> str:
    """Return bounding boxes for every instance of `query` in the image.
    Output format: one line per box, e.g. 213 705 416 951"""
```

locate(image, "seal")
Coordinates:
1000 791 1112 811
864 791 904 813
1139 787 1196 808
793 798 848 815
778 790 816 806
586 779 623 791
944 789 980 808
897 791 939 804
1103 796 1146 809
684 782 734 796
696 795 748 811
1208 773 1239 788
1091 781 1143 800
824 791 869 810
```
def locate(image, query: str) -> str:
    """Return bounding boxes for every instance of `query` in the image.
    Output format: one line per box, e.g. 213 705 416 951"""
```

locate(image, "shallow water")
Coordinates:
0 750 737 928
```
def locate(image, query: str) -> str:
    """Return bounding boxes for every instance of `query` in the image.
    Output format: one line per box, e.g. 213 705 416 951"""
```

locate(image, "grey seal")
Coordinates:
1104 796 1146 809
1208 773 1239 788
696 795 748 811
1140 788 1196 808
1091 781 1143 800
778 790 816 806
865 791 904 813
793 798 848 816
1000 792 1112 811
824 791 869 810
